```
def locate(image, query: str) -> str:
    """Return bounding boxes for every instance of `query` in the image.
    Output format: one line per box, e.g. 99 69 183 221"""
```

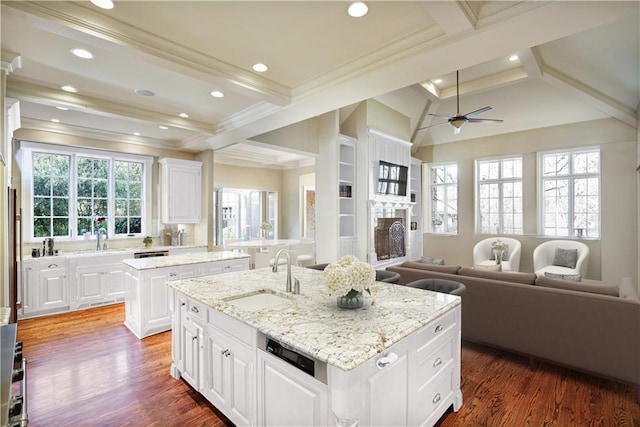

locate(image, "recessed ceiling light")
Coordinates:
433 78 443 84
179 112 189 118
51 119 60 123
509 55 519 62
210 90 224 98
252 63 268 73
133 132 141 136
348 2 369 18
55 106 69 111
71 48 94 59
61 85 78 93
159 125 169 130
134 89 155 97
90 0 114 10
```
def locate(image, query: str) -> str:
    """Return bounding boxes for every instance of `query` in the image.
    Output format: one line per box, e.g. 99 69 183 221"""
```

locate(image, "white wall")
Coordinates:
415 117 637 283
281 167 314 239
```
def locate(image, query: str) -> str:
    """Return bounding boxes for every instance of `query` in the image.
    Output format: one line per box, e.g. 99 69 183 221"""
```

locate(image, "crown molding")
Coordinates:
1 51 22 74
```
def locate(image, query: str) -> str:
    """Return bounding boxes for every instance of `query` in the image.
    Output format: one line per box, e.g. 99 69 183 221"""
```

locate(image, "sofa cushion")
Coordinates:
418 256 445 265
544 272 582 282
400 261 461 275
552 248 578 269
535 275 618 296
473 263 502 272
459 267 536 285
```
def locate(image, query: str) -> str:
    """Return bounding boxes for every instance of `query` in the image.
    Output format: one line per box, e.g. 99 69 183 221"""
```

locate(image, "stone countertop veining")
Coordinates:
168 266 460 371
0 307 10 326
122 251 250 270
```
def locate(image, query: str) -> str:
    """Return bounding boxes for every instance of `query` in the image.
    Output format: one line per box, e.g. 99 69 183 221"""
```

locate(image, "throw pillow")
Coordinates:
536 275 618 296
419 256 445 265
544 272 582 282
473 263 502 272
552 248 578 269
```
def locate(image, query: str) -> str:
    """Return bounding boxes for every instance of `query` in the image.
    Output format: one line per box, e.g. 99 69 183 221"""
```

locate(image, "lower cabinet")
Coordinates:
124 258 249 339
20 258 69 318
256 349 328 427
71 254 127 311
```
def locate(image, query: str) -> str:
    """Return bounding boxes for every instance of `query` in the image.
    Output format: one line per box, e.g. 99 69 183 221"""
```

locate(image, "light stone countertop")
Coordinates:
0 308 10 326
122 251 250 270
22 245 207 260
168 266 460 371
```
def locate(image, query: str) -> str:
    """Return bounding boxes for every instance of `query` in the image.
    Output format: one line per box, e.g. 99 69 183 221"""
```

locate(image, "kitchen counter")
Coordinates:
122 250 249 270
168 266 460 371
22 245 207 260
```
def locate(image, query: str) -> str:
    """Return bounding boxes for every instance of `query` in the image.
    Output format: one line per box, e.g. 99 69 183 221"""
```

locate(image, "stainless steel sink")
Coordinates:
224 290 292 312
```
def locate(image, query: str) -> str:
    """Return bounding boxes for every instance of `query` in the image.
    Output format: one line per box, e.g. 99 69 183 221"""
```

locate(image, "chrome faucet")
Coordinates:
272 248 292 293
97 228 108 251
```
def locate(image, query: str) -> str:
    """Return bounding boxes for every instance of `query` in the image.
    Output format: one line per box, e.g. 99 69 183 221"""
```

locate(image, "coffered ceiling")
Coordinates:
2 1 638 167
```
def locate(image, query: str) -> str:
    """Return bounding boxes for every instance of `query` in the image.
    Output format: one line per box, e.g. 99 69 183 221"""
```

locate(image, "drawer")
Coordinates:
416 336 454 382
415 308 457 350
209 307 255 346
186 298 207 322
413 365 454 425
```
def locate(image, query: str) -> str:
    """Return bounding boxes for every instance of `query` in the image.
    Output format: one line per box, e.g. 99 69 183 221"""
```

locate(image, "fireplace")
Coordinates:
375 218 406 260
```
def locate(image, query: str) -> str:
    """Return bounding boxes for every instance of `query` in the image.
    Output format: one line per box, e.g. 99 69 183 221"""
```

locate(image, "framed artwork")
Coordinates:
303 186 315 239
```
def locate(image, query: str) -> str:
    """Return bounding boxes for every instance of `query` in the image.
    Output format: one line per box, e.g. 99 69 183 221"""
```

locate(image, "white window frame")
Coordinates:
475 155 523 235
538 146 601 239
19 142 152 243
424 162 458 235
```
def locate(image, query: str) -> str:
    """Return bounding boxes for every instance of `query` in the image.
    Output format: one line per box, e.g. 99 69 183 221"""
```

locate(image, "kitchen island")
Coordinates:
122 251 249 339
168 266 462 426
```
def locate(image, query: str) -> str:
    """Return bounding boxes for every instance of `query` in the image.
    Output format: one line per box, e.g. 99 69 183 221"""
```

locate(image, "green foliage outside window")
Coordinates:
32 153 70 238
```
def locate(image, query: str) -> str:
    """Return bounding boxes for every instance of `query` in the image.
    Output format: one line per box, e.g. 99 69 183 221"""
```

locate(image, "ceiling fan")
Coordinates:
418 70 503 135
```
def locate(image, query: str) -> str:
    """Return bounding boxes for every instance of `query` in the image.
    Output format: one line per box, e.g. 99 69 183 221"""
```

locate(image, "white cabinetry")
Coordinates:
203 309 255 425
159 158 202 224
124 258 249 339
70 254 127 310
257 349 328 426
339 136 358 257
20 258 69 318
172 291 256 426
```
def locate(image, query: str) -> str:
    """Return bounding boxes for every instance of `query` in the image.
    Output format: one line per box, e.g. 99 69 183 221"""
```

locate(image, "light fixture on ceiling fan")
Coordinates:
418 70 503 135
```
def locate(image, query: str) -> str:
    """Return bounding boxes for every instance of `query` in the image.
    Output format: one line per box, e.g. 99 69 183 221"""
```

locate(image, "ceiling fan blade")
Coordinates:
464 106 492 117
428 113 453 119
467 118 504 123
417 122 449 131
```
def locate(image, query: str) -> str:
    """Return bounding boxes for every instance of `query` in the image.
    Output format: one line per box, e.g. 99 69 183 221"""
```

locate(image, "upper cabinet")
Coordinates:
159 158 202 224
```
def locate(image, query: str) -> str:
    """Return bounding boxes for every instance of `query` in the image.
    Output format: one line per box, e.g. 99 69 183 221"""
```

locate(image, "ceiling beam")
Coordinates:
420 1 476 35
541 65 636 128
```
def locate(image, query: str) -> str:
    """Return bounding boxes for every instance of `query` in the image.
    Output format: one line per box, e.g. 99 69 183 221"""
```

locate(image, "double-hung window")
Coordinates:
21 142 152 241
425 162 458 234
476 156 523 234
539 148 600 238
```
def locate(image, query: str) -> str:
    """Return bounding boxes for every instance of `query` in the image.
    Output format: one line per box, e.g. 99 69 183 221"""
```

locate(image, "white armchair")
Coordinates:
473 237 522 272
533 240 589 277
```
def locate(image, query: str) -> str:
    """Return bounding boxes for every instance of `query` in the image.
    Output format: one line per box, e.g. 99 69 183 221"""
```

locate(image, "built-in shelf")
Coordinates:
338 136 358 257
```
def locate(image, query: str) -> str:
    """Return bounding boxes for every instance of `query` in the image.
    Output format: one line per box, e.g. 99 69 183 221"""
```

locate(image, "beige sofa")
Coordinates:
386 261 640 397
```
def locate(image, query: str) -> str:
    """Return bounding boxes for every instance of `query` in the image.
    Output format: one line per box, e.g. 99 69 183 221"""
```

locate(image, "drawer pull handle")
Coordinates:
224 265 231 270
432 393 441 404
48 263 58 269
376 352 398 369
190 306 199 314
169 272 177 277
192 336 197 341
434 324 443 333
433 357 442 368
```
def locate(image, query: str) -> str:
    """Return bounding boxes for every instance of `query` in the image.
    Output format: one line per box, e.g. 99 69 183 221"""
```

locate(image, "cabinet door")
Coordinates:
38 266 69 311
21 263 36 315
204 326 254 426
181 312 203 390
257 349 327 427
360 349 409 426
161 159 202 224
147 272 172 328
103 263 126 299
75 267 103 306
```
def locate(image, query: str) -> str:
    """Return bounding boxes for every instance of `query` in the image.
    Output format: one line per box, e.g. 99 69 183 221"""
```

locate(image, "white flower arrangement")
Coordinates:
324 255 376 297
491 239 509 253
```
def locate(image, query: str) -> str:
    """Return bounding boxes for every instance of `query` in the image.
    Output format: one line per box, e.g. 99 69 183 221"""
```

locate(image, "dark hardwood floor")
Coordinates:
17 304 640 426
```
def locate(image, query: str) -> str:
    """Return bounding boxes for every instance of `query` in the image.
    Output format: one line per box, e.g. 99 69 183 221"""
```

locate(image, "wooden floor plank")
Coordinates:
17 304 640 426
